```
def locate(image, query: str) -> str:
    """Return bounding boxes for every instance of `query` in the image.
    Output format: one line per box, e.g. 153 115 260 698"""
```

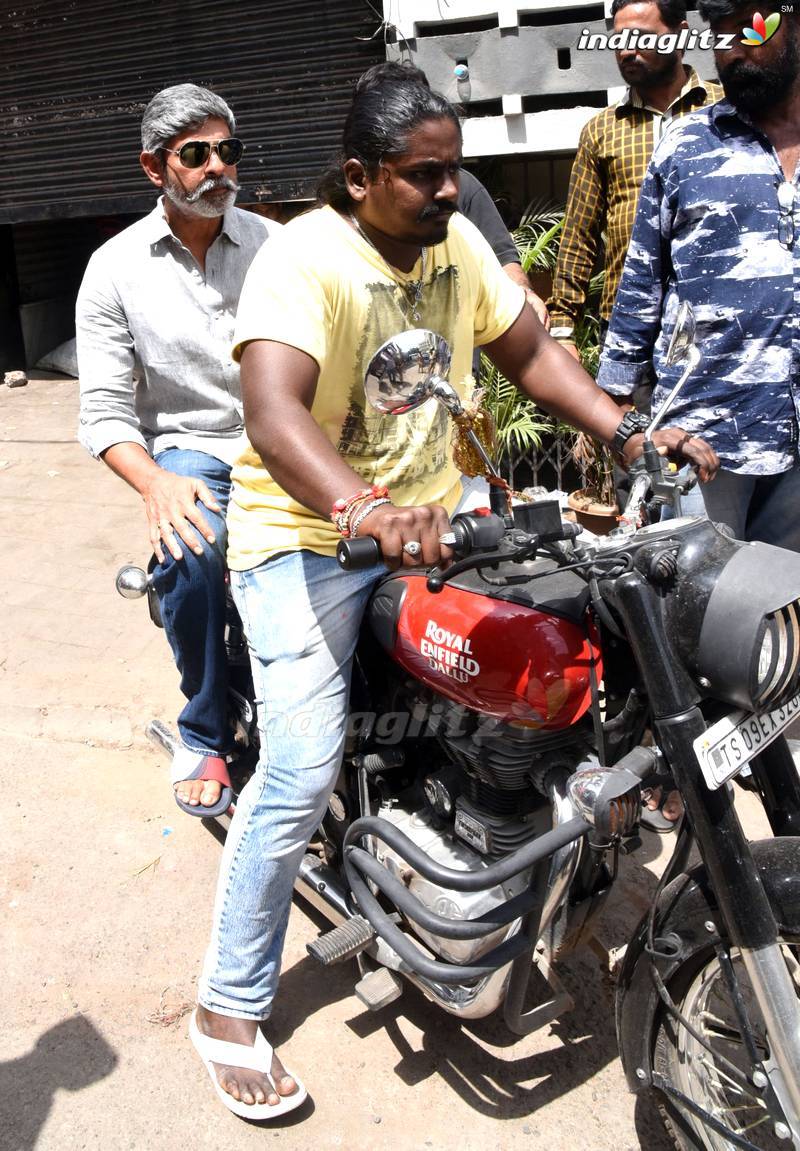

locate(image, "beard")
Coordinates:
163 173 239 218
718 36 800 115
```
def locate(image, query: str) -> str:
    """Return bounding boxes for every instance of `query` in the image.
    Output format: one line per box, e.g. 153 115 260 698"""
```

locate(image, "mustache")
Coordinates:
418 202 457 221
185 176 240 203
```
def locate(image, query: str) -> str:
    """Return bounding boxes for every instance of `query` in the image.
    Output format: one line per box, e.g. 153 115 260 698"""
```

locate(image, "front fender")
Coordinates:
616 837 800 1092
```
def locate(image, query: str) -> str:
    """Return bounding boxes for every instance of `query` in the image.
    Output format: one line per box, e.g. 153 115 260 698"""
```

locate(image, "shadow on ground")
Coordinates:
0 1015 118 1151
273 857 679 1147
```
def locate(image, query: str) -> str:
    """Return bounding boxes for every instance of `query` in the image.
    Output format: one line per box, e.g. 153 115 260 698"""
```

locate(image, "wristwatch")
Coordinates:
612 409 651 455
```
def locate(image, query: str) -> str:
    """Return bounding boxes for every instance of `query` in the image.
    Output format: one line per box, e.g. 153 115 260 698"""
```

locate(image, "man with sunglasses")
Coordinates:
77 83 278 814
598 2 800 551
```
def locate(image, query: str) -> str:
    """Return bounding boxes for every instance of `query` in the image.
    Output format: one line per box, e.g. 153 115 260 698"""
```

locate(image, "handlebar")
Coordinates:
336 512 507 571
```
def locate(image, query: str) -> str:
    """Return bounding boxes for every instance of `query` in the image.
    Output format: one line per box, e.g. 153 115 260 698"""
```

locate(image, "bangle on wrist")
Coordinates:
350 497 393 537
331 484 390 537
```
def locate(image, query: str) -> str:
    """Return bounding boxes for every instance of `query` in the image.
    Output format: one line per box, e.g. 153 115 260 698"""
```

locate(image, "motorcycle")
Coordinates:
117 306 800 1150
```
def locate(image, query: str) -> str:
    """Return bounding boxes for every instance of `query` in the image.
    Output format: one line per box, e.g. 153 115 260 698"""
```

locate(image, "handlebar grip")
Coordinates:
336 536 382 570
336 513 505 573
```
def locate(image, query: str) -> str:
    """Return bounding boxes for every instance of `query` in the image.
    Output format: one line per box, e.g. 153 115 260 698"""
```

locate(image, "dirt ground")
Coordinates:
0 374 778 1151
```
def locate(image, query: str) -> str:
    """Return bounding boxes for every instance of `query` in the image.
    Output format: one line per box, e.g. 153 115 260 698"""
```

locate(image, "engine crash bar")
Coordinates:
343 813 589 984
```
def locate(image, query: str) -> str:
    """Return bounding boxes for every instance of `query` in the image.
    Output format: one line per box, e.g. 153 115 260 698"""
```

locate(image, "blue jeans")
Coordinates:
199 550 384 1019
151 448 232 755
699 465 800 552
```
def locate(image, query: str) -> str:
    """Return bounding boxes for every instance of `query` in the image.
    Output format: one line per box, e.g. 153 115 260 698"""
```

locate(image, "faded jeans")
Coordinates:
151 448 232 755
198 550 384 1018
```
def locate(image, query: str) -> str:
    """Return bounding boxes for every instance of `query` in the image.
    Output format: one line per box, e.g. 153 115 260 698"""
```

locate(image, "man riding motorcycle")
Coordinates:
188 71 717 1120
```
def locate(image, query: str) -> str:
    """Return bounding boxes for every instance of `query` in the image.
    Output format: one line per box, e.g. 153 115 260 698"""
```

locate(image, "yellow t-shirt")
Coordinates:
226 205 524 570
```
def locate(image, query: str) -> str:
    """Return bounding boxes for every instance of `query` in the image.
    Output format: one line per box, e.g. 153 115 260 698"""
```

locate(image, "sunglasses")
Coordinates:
161 137 244 169
777 180 797 250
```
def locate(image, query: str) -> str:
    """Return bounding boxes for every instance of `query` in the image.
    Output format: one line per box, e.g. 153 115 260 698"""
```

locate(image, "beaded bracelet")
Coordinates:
331 484 390 537
350 497 393 538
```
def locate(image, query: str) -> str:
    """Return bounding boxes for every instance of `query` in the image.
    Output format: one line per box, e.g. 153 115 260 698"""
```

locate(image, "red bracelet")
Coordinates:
331 485 390 537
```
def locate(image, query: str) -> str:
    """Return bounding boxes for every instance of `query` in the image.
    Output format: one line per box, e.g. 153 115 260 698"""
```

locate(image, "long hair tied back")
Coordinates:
317 64 461 209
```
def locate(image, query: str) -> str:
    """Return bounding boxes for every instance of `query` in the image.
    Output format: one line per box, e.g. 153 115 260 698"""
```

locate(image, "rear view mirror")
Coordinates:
364 329 451 416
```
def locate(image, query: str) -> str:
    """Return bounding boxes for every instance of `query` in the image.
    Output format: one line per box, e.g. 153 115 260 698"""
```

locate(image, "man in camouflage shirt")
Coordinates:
598 0 800 550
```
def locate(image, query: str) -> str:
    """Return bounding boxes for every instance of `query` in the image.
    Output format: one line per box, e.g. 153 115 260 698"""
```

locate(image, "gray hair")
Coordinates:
141 83 236 153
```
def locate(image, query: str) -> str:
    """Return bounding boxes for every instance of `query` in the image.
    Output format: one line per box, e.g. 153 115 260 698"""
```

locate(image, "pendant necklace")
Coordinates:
349 214 427 322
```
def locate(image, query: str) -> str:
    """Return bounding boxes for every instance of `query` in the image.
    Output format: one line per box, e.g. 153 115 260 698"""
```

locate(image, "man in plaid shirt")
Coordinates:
548 0 722 360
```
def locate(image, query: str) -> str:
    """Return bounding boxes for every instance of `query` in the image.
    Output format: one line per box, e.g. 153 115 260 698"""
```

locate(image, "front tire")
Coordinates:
652 935 800 1150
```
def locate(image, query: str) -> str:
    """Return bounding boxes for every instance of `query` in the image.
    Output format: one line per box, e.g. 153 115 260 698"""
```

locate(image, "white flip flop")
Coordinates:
189 1010 308 1120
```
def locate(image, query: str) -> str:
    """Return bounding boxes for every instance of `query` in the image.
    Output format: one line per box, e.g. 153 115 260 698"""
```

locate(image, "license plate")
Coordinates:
693 691 800 790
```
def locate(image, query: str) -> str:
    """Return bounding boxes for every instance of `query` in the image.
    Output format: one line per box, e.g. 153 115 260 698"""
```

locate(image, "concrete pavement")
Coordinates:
0 374 774 1151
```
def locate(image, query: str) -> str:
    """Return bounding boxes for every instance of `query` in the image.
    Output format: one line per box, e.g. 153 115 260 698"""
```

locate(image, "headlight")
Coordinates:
753 602 800 710
756 625 774 687
688 538 800 712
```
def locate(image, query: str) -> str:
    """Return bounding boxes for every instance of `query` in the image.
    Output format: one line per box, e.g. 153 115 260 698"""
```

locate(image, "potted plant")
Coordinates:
566 429 619 534
479 205 561 482
478 204 616 526
560 272 620 534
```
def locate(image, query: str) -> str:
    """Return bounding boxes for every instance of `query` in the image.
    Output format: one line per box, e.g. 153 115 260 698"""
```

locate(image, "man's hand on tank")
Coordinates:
144 470 221 563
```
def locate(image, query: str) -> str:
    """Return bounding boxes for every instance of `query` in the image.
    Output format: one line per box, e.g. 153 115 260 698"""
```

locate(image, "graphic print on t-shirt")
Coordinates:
337 263 461 490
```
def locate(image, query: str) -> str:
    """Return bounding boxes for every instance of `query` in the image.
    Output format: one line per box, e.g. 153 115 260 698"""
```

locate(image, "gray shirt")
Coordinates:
77 199 277 466
458 170 518 267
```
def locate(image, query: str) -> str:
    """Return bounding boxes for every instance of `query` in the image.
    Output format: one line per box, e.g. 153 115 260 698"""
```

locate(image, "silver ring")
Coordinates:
439 532 457 547
403 540 422 557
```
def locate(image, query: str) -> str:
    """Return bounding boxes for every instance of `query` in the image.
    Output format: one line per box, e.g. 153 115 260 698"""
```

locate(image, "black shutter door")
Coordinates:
0 0 384 222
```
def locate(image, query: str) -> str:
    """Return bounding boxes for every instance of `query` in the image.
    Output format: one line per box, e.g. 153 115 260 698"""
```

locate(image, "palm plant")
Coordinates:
480 204 562 464
512 205 564 277
480 360 552 458
480 204 611 499
556 269 617 506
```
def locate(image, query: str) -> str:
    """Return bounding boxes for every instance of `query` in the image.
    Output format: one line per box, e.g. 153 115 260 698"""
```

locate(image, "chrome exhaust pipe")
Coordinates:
539 773 583 943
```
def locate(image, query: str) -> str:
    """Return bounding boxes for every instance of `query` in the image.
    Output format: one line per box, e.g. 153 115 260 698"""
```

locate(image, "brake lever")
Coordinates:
426 537 540 594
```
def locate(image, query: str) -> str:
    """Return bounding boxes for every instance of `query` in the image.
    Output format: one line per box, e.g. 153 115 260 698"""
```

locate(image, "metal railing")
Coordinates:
500 433 587 495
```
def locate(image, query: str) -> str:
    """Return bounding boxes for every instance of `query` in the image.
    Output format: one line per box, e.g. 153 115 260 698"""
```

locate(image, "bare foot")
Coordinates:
195 1006 298 1107
645 786 684 822
173 777 223 808
172 752 228 809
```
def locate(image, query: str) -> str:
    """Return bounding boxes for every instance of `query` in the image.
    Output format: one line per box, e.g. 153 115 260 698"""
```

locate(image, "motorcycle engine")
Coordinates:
348 675 599 968
373 799 538 965
421 694 592 858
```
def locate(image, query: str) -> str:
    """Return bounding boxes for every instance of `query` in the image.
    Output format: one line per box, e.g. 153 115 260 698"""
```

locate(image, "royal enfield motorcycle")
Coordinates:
117 306 800 1150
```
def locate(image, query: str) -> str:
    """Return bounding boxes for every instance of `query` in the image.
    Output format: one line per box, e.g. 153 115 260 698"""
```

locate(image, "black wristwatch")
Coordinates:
612 409 651 456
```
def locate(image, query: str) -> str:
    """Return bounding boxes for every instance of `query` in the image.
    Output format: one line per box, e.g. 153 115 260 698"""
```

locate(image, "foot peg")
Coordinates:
306 915 375 966
354 967 403 1011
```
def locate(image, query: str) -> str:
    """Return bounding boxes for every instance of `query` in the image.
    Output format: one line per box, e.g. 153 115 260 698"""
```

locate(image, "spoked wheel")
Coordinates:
654 940 800 1150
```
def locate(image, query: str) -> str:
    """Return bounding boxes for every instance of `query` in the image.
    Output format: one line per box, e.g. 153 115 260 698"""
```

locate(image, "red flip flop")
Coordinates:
172 753 233 818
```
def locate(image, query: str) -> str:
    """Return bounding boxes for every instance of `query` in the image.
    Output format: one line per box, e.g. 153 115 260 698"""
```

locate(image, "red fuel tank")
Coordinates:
369 571 600 729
